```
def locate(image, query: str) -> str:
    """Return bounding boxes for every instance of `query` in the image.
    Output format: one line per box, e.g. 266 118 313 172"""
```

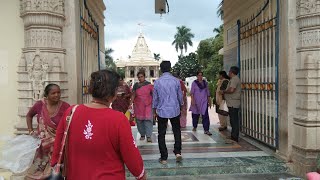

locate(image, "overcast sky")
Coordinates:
103 0 222 65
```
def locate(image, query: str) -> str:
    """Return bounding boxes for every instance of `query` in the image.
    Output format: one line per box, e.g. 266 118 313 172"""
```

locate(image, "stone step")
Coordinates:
126 156 299 178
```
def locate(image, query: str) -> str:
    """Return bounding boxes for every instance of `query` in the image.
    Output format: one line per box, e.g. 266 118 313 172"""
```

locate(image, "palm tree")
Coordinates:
217 0 224 19
105 48 114 61
213 25 223 38
105 48 116 70
172 26 194 56
153 53 161 61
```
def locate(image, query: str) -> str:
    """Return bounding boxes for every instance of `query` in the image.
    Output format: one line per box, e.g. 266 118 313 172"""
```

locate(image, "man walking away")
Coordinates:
152 61 183 165
223 66 241 142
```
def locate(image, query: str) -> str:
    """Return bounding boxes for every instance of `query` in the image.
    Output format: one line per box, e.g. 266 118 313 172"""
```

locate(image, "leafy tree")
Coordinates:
197 38 215 68
117 67 125 78
153 53 161 61
172 26 195 56
172 52 202 80
105 48 116 70
196 24 224 96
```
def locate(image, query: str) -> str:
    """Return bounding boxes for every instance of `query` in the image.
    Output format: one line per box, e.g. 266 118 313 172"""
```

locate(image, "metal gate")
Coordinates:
238 0 279 148
80 0 100 103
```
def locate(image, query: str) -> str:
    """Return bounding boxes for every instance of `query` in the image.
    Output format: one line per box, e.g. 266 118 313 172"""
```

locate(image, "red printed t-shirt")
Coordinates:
51 105 145 180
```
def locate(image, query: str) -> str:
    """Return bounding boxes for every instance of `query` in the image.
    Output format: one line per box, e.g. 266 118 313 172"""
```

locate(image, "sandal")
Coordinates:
140 136 145 140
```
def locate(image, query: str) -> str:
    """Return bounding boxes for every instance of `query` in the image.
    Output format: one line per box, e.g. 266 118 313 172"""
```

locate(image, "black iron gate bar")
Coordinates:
80 0 100 103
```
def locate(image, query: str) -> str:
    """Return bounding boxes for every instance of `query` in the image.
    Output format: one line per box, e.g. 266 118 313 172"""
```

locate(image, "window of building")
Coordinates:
130 70 134 78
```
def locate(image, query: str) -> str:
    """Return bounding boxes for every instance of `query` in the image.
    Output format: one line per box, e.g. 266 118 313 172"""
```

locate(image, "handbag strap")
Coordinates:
57 105 79 165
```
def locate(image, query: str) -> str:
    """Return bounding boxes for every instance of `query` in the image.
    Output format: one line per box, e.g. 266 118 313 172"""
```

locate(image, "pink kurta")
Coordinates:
179 80 188 127
133 84 153 120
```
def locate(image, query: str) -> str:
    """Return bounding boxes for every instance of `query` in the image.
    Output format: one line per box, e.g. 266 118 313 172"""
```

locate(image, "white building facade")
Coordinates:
116 33 160 85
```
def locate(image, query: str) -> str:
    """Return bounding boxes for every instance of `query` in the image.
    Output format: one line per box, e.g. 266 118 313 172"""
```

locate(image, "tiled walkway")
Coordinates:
127 98 301 179
129 125 300 179
133 97 263 160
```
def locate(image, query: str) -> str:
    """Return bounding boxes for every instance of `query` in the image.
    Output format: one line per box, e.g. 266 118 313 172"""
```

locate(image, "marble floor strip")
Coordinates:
141 151 271 160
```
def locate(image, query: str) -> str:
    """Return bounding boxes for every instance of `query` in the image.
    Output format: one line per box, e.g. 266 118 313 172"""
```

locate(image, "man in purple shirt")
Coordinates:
152 61 183 165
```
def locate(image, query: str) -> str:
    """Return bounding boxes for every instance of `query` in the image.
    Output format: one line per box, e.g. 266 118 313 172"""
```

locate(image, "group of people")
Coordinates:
215 67 241 142
24 59 241 179
26 70 146 179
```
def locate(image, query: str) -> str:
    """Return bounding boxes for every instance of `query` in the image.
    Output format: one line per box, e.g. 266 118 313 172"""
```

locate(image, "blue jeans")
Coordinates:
136 119 153 138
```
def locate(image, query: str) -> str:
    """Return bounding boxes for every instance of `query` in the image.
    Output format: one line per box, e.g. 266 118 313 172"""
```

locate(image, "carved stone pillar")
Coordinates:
146 66 150 80
125 66 129 79
135 66 139 82
156 65 159 78
16 0 67 134
292 0 320 175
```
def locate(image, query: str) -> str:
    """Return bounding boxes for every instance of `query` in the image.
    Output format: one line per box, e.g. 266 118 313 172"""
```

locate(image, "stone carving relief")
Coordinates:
51 56 61 72
20 0 64 15
25 29 62 48
297 0 320 16
304 54 315 69
27 49 49 100
18 54 27 71
299 30 320 48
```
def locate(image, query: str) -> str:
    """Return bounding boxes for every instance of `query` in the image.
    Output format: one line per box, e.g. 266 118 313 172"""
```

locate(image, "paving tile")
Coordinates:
126 97 299 179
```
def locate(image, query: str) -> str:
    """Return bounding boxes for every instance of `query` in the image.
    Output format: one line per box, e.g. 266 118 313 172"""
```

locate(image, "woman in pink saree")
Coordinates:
131 71 154 142
25 84 70 180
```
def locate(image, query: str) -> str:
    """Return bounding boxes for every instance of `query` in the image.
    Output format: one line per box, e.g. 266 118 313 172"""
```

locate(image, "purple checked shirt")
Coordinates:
152 72 183 118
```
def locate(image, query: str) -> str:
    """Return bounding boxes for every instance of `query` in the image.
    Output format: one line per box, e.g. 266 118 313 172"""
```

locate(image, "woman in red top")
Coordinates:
173 73 188 128
111 76 131 113
51 70 146 180
25 83 70 179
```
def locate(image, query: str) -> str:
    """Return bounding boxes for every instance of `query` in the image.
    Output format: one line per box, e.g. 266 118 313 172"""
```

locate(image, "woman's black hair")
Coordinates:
44 83 60 97
196 71 203 76
89 69 120 100
137 71 145 77
219 71 230 79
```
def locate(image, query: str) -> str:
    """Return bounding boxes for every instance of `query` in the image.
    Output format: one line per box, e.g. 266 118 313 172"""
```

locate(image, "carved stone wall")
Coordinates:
16 0 67 134
293 0 320 175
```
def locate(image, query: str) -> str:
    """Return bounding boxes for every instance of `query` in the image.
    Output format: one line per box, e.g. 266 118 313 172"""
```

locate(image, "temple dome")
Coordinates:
116 33 160 67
